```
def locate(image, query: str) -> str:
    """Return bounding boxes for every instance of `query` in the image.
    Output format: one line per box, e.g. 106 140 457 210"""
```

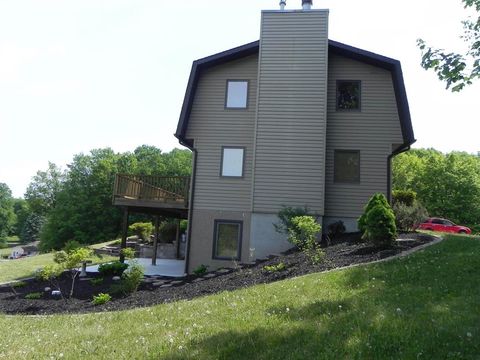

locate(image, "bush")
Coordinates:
11 281 27 288
25 292 42 300
363 203 397 248
110 261 144 296
288 216 324 264
274 206 310 235
92 293 111 305
358 193 390 235
128 222 154 242
392 189 417 206
263 262 286 273
63 240 82 254
393 201 429 232
193 264 208 276
98 261 129 277
120 247 135 260
90 278 104 286
327 221 346 239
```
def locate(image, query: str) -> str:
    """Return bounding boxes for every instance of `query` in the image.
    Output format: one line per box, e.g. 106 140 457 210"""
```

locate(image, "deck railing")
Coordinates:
113 174 190 208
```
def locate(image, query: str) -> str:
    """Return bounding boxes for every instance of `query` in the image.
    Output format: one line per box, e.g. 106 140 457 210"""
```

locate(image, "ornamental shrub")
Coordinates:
25 292 42 300
358 193 390 235
392 189 417 206
327 220 346 240
128 222 154 242
193 264 208 276
288 216 324 264
274 206 310 235
110 260 144 296
364 204 397 248
98 261 129 277
392 201 429 232
92 293 111 305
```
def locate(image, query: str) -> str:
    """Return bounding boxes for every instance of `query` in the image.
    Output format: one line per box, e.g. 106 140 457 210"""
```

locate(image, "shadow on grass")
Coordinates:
162 238 480 360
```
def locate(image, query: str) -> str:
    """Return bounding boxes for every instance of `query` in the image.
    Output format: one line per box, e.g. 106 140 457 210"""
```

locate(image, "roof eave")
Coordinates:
175 39 415 147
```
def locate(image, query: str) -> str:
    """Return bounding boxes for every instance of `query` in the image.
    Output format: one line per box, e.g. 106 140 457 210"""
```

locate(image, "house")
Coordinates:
114 0 415 274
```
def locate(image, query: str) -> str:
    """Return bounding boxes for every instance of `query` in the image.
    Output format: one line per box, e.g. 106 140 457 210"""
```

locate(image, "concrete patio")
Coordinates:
87 258 186 278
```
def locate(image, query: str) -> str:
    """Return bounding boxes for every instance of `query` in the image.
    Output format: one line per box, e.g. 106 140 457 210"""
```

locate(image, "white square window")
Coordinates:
221 147 244 177
226 81 248 109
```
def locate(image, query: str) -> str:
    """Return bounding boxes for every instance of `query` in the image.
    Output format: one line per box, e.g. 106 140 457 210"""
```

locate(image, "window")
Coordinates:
225 80 248 109
334 150 360 183
221 147 244 177
336 80 361 110
213 220 242 260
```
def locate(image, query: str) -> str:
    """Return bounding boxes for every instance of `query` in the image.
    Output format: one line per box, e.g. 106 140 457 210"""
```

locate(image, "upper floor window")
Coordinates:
221 147 245 177
336 80 361 111
334 150 360 183
226 80 248 109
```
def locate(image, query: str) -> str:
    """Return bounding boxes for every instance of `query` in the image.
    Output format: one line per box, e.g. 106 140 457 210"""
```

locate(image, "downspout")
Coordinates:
387 143 411 204
181 141 197 275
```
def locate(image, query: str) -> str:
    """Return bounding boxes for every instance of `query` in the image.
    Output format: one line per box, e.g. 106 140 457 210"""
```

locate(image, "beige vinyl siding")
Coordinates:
186 55 258 211
325 53 404 218
253 10 329 214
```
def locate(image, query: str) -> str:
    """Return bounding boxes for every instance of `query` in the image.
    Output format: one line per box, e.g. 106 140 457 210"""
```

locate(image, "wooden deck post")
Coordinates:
175 219 181 259
152 216 160 266
119 207 129 263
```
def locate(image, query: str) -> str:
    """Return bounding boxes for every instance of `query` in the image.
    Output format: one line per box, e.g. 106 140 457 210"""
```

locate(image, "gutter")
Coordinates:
387 141 416 204
181 141 197 275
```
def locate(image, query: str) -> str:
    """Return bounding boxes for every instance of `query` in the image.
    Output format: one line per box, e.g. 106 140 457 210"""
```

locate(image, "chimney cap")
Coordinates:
302 0 313 9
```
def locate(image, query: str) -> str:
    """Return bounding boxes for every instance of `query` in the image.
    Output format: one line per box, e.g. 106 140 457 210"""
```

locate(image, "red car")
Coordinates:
417 218 472 234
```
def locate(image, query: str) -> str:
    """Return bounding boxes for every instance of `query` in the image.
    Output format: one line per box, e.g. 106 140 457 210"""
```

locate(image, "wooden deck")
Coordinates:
113 174 190 218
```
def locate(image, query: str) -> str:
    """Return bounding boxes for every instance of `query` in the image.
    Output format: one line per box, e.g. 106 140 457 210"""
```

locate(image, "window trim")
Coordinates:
212 220 243 261
336 80 362 112
334 149 361 184
220 146 246 178
225 79 249 110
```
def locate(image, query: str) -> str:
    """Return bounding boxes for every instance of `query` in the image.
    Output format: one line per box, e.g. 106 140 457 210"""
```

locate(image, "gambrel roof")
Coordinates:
175 40 415 149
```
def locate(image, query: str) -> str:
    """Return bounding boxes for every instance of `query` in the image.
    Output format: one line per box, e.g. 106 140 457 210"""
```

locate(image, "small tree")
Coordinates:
358 193 390 235
288 216 324 264
39 247 92 298
363 205 397 248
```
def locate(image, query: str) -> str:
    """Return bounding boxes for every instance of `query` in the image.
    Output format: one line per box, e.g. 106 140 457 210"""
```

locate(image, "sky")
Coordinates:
0 0 479 198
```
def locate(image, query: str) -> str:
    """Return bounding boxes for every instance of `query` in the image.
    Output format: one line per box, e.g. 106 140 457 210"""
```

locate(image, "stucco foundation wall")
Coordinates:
188 209 251 272
323 216 359 233
250 213 320 259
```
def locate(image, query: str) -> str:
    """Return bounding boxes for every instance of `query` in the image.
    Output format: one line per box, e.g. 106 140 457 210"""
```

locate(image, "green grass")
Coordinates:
0 234 478 359
0 250 116 284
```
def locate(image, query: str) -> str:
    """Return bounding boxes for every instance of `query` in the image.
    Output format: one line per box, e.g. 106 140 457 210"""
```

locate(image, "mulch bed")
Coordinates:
0 232 436 315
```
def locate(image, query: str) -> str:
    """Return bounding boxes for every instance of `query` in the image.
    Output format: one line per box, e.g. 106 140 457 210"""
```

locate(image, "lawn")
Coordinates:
0 249 116 284
0 235 479 359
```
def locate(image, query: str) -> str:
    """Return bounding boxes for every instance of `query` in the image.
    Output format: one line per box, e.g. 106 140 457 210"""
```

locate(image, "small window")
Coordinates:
221 147 244 177
226 80 248 109
336 80 361 110
334 150 360 183
213 220 242 260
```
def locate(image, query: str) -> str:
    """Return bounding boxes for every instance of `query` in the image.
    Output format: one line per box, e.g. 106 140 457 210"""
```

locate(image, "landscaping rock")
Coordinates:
112 276 121 281
202 273 217 279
